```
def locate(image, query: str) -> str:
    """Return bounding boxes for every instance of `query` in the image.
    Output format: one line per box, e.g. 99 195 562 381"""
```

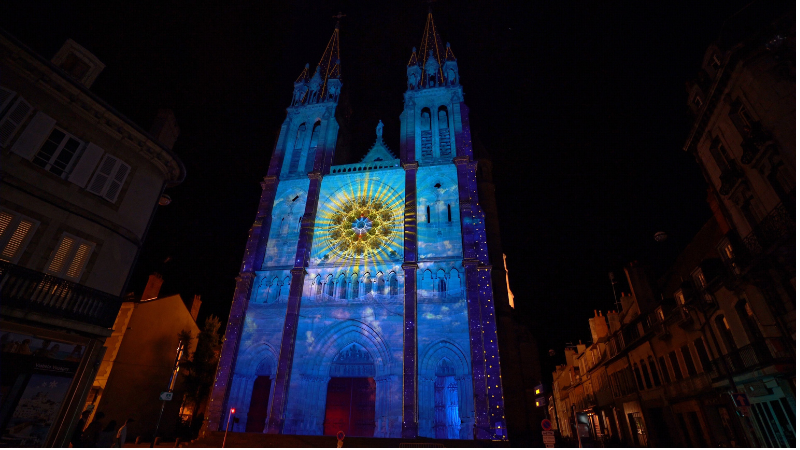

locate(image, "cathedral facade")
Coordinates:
205 12 507 441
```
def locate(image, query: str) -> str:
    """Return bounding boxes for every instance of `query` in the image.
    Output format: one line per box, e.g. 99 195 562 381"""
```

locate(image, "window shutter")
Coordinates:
1 220 33 261
86 154 119 196
46 234 94 281
67 142 105 188
103 160 130 203
65 242 92 279
8 109 53 157
0 87 15 115
1 97 35 149
0 212 11 238
48 235 76 275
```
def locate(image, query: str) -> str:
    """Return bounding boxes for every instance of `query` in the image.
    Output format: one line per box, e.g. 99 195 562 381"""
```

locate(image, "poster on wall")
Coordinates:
0 332 82 448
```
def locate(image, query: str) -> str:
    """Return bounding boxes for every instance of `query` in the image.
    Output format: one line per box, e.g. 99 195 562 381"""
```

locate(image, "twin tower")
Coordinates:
205 11 508 441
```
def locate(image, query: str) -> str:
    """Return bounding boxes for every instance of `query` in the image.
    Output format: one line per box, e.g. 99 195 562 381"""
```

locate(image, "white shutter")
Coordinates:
67 142 105 188
8 109 53 157
0 87 15 116
86 153 130 203
86 154 118 196
103 160 130 203
1 97 35 149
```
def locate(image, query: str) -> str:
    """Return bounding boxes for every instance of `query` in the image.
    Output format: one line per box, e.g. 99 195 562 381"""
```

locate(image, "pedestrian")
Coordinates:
116 418 134 448
98 420 117 448
81 411 105 447
71 410 91 447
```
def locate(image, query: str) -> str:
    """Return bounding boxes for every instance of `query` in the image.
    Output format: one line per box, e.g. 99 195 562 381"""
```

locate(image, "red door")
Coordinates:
245 376 271 432
323 377 375 437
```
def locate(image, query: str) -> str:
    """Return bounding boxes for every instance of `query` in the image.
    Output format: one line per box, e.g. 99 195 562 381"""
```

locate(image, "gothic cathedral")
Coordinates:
206 12 508 441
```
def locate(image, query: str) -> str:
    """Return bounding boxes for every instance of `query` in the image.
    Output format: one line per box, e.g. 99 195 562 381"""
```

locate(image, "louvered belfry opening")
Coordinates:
323 344 377 437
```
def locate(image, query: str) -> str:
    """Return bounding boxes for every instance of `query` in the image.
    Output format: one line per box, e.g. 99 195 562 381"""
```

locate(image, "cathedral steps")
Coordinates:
182 431 504 448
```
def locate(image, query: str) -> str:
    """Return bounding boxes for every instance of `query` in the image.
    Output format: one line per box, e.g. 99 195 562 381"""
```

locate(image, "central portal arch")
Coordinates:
323 343 376 437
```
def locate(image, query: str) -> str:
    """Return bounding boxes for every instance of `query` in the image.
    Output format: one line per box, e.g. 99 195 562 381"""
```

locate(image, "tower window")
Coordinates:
427 206 431 223
447 204 451 222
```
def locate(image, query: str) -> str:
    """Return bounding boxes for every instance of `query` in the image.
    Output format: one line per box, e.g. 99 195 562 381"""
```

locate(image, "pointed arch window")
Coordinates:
314 275 323 297
289 123 306 174
337 275 347 299
420 108 433 160
376 274 385 295
364 274 373 296
438 106 451 157
325 275 334 297
350 274 359 299
388 273 398 296
306 121 321 174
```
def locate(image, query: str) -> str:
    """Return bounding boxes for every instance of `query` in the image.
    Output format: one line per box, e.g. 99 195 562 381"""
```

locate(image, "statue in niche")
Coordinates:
376 120 384 137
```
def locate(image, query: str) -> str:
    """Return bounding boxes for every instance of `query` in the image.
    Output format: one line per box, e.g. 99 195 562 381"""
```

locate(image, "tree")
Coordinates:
182 315 222 435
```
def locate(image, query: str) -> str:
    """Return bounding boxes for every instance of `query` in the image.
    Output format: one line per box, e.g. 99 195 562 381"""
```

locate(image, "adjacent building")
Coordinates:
0 30 184 447
552 7 794 447
84 274 201 443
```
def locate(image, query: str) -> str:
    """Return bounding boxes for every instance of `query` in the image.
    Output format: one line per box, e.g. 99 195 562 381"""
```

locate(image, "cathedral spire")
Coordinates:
417 10 447 86
406 10 458 90
290 24 342 106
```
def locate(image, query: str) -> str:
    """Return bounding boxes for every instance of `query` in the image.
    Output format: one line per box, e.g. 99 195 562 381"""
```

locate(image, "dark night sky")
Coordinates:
1 0 764 376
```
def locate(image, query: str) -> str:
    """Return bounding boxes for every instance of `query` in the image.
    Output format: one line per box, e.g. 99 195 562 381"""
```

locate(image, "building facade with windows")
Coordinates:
205 13 512 441
680 8 795 447
0 31 184 447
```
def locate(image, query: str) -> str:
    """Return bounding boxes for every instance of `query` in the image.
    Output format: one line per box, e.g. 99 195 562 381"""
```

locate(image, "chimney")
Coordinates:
141 273 163 301
190 295 202 321
51 39 105 88
589 310 609 342
150 109 181 149
607 310 621 332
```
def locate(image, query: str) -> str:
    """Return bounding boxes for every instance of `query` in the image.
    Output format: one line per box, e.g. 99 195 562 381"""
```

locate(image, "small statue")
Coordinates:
376 120 384 137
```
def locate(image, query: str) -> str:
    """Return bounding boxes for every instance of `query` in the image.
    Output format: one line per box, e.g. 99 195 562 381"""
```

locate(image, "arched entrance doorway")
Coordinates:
245 359 272 432
434 360 460 439
323 344 376 437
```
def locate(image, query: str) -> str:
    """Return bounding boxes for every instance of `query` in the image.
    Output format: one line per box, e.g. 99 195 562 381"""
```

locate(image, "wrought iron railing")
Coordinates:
711 337 794 378
741 203 794 256
0 260 122 328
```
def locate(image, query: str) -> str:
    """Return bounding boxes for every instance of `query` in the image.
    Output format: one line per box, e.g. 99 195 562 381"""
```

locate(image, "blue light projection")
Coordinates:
208 11 506 441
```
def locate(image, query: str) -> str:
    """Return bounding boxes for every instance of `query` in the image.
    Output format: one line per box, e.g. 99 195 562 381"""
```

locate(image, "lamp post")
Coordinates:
222 408 235 448
151 340 186 448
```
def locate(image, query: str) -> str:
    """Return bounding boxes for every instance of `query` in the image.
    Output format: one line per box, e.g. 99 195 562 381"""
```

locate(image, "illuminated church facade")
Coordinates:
205 12 508 441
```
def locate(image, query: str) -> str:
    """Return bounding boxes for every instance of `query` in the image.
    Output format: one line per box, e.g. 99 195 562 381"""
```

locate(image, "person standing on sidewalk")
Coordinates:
115 418 134 448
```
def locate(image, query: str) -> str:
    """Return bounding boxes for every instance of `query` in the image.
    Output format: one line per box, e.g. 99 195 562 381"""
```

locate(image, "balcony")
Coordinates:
741 203 794 256
711 337 794 378
664 371 714 399
0 261 122 328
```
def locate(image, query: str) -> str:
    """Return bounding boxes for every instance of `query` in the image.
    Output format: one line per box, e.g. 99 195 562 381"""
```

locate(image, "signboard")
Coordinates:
545 445 555 448
541 419 552 431
543 435 556 444
731 393 750 407
542 431 555 435
159 391 173 401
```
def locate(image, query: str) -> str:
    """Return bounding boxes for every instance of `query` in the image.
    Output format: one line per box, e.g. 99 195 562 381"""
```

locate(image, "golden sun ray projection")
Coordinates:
314 177 404 268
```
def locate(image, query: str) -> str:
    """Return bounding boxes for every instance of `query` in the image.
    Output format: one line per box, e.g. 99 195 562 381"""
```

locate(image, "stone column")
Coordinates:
453 99 508 439
267 170 324 433
401 160 419 438
205 173 281 432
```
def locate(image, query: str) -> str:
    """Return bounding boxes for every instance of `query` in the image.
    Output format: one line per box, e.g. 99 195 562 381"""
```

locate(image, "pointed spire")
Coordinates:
295 63 310 84
407 47 419 67
417 10 447 85
316 23 341 101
